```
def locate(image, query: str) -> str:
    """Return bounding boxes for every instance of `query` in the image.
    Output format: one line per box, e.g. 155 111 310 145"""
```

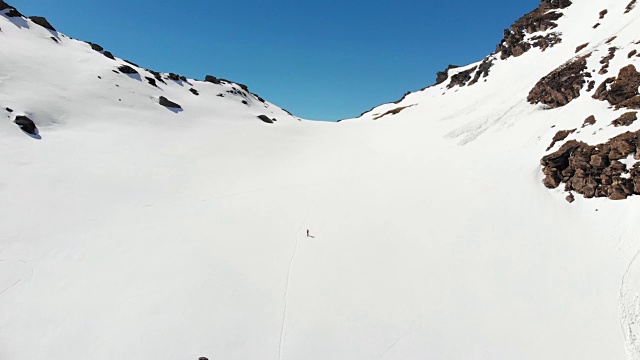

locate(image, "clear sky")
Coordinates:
9 0 540 121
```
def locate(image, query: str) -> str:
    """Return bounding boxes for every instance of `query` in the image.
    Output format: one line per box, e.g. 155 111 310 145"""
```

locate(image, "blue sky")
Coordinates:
11 0 540 121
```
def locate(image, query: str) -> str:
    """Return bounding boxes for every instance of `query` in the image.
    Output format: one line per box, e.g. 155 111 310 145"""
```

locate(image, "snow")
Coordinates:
1 1 640 359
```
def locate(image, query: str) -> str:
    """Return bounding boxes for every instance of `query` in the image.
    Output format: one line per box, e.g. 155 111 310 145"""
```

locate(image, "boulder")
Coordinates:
582 115 596 127
118 65 138 75
14 115 37 135
257 115 274 124
159 96 181 109
29 16 56 31
611 112 638 127
593 65 640 108
189 88 200 96
103 51 115 60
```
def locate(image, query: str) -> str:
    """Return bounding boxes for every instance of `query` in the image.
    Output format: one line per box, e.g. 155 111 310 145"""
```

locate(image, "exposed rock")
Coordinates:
586 80 596 92
598 47 617 74
5 107 13 112
257 115 274 124
547 129 576 150
159 96 181 109
204 75 221 84
103 51 115 60
566 193 575 203
541 131 640 200
118 65 138 75
495 0 571 60
592 64 640 108
145 77 157 87
179 76 187 82
528 55 590 108
593 23 601 29
241 100 248 105
599 9 608 19
629 50 638 58
612 112 638 127
199 357 209 360
1 1 22 17
50 37 58 43
146 69 166 84
582 115 596 127
626 0 637 13
189 88 199 96
373 105 414 120
435 65 460 85
168 73 180 81
29 16 56 32
575 43 589 53
87 42 103 52
123 59 139 67
606 36 617 44
14 115 37 135
447 66 477 88
468 58 494 86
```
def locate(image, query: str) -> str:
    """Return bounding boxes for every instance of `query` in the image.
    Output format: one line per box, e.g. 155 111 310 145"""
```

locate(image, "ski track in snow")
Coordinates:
375 322 416 360
0 259 32 296
277 160 339 360
621 247 640 360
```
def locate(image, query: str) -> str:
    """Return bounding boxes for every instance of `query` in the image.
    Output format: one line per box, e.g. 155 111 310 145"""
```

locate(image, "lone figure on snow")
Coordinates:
306 229 310 237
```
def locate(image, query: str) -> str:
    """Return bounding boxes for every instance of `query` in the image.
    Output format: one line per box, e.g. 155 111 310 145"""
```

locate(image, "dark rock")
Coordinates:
547 129 576 150
5 107 13 112
629 50 638 58
146 69 166 84
204 75 221 84
2 2 21 17
598 47 617 74
87 42 103 52
575 43 589 53
257 115 273 124
103 51 115 60
582 115 596 127
468 58 494 86
626 0 637 13
528 55 589 108
124 59 139 67
29 16 56 31
611 112 638 127
495 0 570 60
242 100 248 105
179 76 187 82
14 115 38 135
447 66 477 88
199 357 209 360
168 73 180 81
566 193 575 203
373 105 413 120
236 83 249 92
145 77 157 87
435 65 460 85
189 88 199 96
159 96 181 109
593 64 640 108
118 65 138 75
599 9 608 19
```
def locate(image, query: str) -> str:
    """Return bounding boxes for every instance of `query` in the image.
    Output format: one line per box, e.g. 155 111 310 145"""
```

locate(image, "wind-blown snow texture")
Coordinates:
2 0 640 359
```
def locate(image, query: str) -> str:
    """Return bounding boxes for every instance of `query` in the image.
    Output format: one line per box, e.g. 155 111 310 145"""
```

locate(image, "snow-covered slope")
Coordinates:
2 1 640 359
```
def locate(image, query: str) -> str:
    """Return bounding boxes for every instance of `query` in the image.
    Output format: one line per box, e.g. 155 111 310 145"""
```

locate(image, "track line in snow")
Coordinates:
375 322 416 360
277 160 338 360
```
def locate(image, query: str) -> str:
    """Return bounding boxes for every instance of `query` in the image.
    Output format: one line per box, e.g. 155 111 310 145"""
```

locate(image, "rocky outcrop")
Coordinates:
14 115 38 135
86 42 104 52
118 65 138 75
103 51 115 60
447 66 477 88
468 58 494 86
495 0 571 60
1 1 22 17
189 88 199 96
435 65 460 85
612 112 638 127
582 115 596 127
541 131 640 200
159 96 181 109
598 47 618 74
547 129 576 150
528 55 590 108
204 75 221 84
145 77 157 87
29 16 55 31
626 0 637 13
257 115 275 124
373 105 414 120
593 65 640 109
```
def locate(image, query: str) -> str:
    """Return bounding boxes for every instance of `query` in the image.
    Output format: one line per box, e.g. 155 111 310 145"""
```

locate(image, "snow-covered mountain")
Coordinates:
2 0 640 359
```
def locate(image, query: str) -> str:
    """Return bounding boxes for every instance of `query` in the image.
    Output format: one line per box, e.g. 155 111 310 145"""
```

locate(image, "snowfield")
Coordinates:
2 0 640 359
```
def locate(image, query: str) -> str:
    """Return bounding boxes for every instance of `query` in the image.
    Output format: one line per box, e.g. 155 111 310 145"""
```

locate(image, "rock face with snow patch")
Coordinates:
528 55 590 108
541 132 640 200
593 64 640 109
